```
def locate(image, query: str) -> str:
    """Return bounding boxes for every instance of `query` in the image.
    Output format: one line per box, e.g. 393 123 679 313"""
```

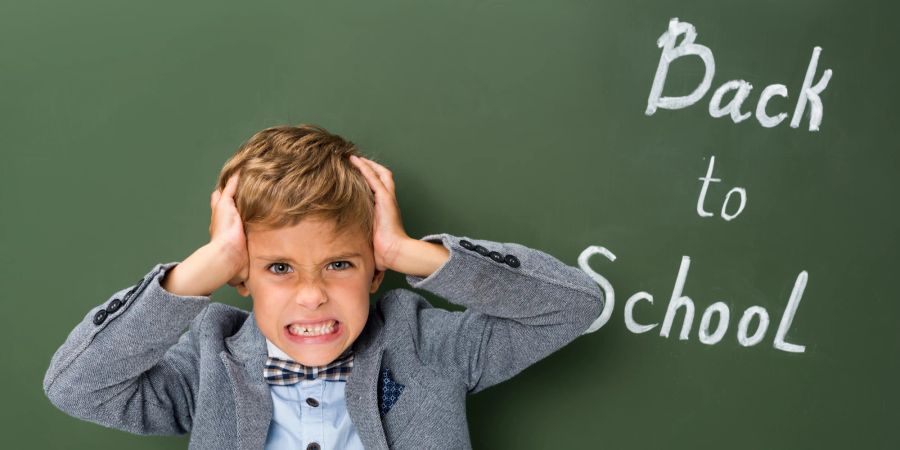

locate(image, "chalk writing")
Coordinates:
697 155 747 221
645 18 833 131
578 247 808 354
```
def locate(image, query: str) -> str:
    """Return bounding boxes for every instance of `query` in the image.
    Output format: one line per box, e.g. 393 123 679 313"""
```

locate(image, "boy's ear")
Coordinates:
369 269 385 294
235 282 250 298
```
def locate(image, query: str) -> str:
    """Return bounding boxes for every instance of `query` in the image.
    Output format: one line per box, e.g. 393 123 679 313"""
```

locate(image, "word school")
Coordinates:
577 246 808 354
645 18 833 131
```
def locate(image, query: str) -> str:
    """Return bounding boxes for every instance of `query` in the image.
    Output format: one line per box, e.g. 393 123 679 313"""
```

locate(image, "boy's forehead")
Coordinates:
247 218 370 260
248 216 356 238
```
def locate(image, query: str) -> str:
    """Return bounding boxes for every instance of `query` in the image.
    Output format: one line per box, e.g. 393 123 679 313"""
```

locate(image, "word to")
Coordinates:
697 155 746 221
645 18 833 131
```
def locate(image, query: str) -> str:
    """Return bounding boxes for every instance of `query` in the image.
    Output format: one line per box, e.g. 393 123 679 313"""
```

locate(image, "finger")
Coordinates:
350 155 387 196
221 171 241 201
359 157 395 193
210 189 221 211
356 156 395 199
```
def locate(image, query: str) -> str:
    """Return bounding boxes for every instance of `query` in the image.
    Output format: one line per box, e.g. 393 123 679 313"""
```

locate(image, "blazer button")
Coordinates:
305 397 320 407
488 251 505 263
93 309 108 325
459 239 474 250
124 278 143 301
306 443 321 450
106 298 124 313
473 245 490 256
504 254 521 268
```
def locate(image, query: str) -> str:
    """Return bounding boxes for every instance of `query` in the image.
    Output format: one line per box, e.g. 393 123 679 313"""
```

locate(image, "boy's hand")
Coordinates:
350 155 449 278
349 155 410 272
161 171 250 297
209 171 250 288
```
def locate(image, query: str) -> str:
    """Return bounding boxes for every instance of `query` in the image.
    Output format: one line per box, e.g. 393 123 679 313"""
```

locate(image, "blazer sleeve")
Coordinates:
404 233 604 394
42 262 211 435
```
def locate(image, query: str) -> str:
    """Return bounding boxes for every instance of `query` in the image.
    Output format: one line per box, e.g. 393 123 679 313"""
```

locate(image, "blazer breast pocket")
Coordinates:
378 366 427 446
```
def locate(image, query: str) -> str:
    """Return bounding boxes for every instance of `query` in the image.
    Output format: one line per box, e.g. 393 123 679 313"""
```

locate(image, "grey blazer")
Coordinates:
43 233 604 449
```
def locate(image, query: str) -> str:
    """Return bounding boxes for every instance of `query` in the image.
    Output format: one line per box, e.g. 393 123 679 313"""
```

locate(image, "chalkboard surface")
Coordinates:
5 0 898 448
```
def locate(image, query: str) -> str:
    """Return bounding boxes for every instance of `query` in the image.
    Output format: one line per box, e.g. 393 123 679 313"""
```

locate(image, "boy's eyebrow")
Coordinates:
255 252 363 264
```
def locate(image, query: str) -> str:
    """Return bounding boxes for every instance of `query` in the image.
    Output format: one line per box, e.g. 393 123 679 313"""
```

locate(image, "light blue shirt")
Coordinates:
264 339 365 450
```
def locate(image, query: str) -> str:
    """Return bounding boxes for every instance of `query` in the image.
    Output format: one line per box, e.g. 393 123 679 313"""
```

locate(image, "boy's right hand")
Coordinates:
161 171 250 297
209 171 249 289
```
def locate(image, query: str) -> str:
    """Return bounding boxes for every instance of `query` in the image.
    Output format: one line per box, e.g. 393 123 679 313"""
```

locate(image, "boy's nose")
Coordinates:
293 283 328 309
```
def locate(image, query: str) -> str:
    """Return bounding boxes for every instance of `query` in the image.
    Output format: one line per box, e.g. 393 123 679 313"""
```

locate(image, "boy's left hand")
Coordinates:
349 155 410 273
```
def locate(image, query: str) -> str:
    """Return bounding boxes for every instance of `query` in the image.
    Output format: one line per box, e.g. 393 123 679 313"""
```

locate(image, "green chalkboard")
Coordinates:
5 0 898 448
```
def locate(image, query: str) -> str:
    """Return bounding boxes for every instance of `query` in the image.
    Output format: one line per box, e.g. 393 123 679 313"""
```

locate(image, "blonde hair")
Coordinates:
215 123 374 241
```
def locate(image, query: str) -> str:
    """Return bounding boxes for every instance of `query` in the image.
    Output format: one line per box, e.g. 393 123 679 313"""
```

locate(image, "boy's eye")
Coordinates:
266 261 354 275
328 261 354 271
267 263 293 275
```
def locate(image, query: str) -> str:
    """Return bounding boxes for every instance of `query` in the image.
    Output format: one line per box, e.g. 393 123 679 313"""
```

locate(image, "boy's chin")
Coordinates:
289 350 342 367
279 341 348 365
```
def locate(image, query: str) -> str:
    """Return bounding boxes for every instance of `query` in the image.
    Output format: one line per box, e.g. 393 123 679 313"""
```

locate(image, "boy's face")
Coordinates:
237 217 384 366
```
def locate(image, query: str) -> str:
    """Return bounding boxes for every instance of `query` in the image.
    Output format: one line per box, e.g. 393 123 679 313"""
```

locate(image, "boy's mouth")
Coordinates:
286 319 340 337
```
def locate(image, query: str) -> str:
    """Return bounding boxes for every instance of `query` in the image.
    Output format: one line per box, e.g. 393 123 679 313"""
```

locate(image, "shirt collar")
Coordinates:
264 338 355 364
265 338 294 361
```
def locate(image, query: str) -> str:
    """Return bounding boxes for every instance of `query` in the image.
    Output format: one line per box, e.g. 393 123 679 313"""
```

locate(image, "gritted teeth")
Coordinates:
287 320 338 336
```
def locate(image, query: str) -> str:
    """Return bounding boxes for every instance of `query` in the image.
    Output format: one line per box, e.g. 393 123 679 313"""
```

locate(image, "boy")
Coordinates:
43 124 604 449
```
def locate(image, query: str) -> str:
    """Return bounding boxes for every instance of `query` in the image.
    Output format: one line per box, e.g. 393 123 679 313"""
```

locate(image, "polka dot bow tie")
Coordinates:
264 349 354 385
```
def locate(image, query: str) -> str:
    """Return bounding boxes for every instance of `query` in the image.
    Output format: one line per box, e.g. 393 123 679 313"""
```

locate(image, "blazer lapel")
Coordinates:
221 312 274 450
346 305 391 450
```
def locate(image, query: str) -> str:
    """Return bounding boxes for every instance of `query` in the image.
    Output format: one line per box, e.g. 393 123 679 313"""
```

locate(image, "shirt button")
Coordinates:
306 443 321 450
305 397 320 407
473 245 490 256
459 239 474 250
488 251 505 263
